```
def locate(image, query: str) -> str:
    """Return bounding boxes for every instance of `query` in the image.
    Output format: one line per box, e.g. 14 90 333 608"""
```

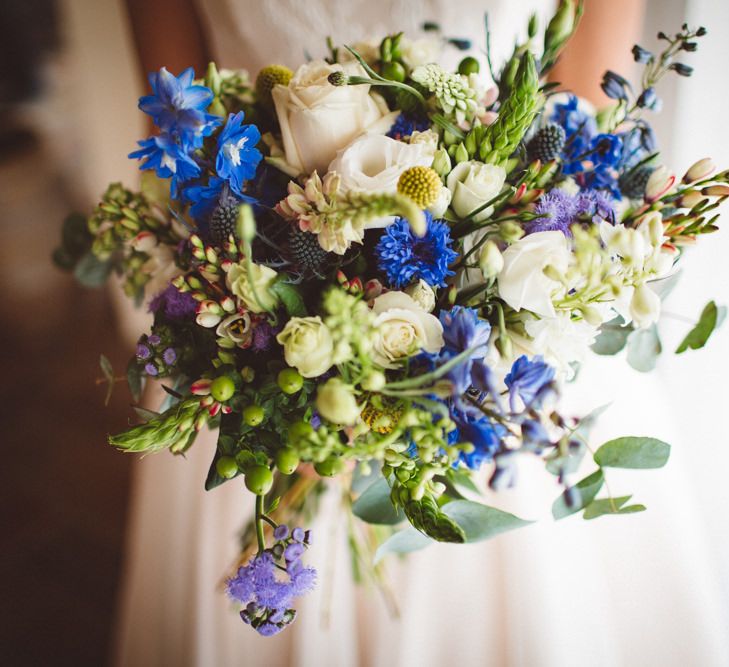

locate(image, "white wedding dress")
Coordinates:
106 1 729 665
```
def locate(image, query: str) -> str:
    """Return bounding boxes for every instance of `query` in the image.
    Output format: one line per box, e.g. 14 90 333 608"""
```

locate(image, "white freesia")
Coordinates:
371 291 443 368
498 231 571 318
276 316 335 378
447 161 506 222
272 60 395 175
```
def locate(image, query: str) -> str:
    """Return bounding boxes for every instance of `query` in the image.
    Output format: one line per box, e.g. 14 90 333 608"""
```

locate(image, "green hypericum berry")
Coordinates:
216 455 239 479
210 375 236 402
314 457 345 477
380 61 406 83
243 405 266 427
458 56 480 75
277 368 304 394
244 465 274 494
288 420 314 444
275 447 300 475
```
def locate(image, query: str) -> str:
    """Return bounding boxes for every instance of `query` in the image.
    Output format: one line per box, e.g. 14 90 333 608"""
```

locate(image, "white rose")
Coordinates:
498 231 571 318
405 279 436 313
447 161 506 222
272 60 396 175
276 316 335 378
225 262 279 314
371 291 443 368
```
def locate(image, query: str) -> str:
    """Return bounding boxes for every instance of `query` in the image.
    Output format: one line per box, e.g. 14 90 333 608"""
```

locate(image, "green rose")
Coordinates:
225 261 279 313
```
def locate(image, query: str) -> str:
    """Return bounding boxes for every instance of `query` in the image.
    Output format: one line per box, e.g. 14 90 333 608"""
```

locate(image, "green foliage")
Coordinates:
594 436 670 469
592 317 633 355
583 495 646 520
403 493 466 543
676 300 726 353
373 527 433 564
99 354 115 406
53 213 93 271
552 469 604 520
126 358 144 403
73 251 113 288
352 477 405 525
270 279 307 317
441 500 533 542
626 324 662 372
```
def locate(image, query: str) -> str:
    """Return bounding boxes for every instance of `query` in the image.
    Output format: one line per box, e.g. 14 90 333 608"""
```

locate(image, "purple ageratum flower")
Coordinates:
216 112 263 197
576 189 616 225
149 284 198 321
138 67 221 148
376 212 457 289
528 189 577 235
252 320 278 353
128 134 201 198
504 355 555 412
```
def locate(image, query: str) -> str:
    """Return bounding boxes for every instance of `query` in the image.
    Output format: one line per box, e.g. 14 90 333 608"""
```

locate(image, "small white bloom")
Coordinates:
630 283 661 328
447 161 506 222
225 262 279 313
497 231 571 318
276 316 335 378
400 37 441 68
371 291 443 368
405 279 437 313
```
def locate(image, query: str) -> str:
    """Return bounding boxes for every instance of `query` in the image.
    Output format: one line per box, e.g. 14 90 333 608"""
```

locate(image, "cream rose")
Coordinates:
225 262 279 314
497 231 571 318
447 161 506 222
276 316 335 378
272 60 395 175
371 291 443 368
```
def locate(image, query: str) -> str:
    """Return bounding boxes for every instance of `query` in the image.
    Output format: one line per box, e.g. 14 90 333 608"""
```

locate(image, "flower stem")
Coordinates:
255 494 265 554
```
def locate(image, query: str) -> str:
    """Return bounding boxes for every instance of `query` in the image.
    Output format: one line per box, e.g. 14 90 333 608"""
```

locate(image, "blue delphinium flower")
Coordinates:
440 306 491 358
227 526 316 636
376 212 457 288
386 112 431 140
550 95 597 175
139 67 221 147
128 134 201 197
216 112 263 197
504 355 555 412
453 409 506 469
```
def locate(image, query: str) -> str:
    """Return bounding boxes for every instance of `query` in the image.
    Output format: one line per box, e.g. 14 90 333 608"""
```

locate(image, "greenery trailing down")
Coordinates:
478 51 544 165
675 300 727 353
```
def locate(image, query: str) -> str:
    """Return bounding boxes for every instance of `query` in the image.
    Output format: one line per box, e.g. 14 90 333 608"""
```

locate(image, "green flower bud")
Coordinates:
454 142 469 164
478 240 504 279
499 220 525 243
458 56 480 76
316 378 361 425
432 148 452 178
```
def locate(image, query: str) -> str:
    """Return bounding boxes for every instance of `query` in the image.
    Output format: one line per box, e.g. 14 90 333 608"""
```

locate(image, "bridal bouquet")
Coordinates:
56 1 726 636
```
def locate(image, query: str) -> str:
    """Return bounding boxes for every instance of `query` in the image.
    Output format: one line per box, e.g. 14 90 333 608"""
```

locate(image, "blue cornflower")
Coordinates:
216 112 263 197
387 112 431 140
129 134 200 197
376 212 457 288
504 355 555 412
139 67 221 147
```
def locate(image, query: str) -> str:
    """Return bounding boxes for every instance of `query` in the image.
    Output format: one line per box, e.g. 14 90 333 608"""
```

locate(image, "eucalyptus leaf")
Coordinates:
373 527 433 565
593 436 670 469
552 469 604 520
99 354 114 381
73 251 113 288
583 495 646 520
441 500 533 542
573 403 612 440
626 324 661 372
126 358 144 403
270 280 307 317
675 301 726 353
592 317 632 355
352 477 404 525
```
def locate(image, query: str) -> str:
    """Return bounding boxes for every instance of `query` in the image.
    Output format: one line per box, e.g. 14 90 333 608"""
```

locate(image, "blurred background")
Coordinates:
1 0 727 666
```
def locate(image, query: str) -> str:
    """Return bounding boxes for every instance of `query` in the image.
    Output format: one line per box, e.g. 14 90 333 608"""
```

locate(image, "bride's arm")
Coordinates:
125 0 211 127
550 0 647 107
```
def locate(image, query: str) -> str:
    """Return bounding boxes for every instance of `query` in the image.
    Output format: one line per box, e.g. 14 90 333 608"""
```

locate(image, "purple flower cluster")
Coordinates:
136 330 178 378
149 284 197 321
227 525 316 636
527 188 615 236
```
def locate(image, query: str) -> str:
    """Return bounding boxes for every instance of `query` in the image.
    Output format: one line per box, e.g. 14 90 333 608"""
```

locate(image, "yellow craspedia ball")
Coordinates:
255 65 293 105
397 166 443 209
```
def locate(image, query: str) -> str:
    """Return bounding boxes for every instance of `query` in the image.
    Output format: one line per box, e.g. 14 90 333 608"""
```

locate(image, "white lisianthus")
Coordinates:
498 231 571 318
521 313 598 378
272 60 395 175
446 161 506 222
225 262 279 313
405 279 437 313
329 134 435 194
276 316 335 378
400 37 441 68
371 291 443 368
